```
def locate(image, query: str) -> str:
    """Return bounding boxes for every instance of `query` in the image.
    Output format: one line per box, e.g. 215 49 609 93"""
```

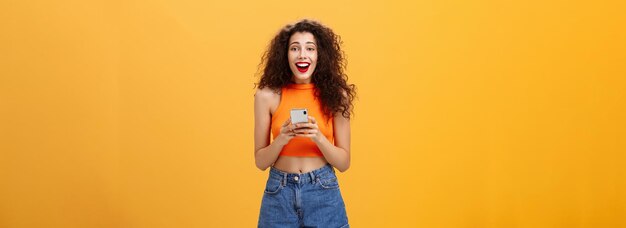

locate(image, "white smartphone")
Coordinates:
290 108 309 124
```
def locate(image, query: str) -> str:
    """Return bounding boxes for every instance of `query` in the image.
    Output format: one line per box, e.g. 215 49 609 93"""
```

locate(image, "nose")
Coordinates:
297 49 306 59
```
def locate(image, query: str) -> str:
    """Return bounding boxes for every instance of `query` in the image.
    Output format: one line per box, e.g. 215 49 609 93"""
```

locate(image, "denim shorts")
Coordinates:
258 163 349 228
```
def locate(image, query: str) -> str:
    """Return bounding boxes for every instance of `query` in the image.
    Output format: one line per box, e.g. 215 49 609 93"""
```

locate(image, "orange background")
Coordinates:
1 0 625 227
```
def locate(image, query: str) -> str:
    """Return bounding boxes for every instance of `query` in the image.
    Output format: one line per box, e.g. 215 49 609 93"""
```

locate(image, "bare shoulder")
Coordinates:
338 87 350 101
334 88 352 120
340 88 349 97
255 87 279 100
254 87 281 112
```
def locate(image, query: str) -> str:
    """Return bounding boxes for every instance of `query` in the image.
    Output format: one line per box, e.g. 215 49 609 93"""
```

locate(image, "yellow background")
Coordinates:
1 0 625 227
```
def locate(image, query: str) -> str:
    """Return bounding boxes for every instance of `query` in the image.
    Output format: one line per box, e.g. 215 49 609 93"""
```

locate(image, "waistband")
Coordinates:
269 163 335 185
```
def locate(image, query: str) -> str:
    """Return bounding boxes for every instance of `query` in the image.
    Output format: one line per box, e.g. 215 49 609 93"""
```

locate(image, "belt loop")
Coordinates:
282 172 287 186
309 171 316 184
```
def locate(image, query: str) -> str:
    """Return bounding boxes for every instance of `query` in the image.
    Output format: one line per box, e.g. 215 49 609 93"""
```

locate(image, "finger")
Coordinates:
283 128 295 135
295 129 317 134
283 125 295 133
282 117 291 127
308 116 317 124
295 132 317 138
295 123 317 129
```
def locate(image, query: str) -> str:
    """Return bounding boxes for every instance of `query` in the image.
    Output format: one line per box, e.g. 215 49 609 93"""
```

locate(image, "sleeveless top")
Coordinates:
270 83 334 157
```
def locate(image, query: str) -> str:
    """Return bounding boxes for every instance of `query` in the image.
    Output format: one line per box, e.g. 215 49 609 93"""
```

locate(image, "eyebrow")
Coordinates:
289 41 317 46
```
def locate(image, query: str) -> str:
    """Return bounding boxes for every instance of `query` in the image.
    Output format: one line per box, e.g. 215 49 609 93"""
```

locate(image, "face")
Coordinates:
288 32 318 84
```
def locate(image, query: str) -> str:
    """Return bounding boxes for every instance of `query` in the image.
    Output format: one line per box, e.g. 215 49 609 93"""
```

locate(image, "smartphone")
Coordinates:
290 108 309 124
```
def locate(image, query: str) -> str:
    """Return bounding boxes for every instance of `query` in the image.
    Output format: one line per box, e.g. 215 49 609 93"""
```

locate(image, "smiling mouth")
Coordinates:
295 62 310 73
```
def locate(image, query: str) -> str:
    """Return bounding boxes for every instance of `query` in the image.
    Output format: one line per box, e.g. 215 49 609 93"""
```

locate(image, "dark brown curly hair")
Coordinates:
255 19 356 122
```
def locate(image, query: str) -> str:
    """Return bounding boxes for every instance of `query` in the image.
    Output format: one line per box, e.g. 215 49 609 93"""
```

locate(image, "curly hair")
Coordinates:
255 19 356 122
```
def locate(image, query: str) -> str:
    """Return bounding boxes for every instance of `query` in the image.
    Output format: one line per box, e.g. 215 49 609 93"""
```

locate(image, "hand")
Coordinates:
293 116 322 142
277 117 296 146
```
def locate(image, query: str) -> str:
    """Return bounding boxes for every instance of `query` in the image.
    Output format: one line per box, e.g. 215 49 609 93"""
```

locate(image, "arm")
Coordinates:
253 89 291 171
311 113 351 172
293 90 352 172
294 98 351 172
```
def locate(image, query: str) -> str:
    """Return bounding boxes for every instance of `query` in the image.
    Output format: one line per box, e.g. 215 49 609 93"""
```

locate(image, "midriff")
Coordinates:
272 156 329 174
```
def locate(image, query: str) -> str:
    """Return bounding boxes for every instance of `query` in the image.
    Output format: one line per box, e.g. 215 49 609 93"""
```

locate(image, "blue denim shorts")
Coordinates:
258 163 349 228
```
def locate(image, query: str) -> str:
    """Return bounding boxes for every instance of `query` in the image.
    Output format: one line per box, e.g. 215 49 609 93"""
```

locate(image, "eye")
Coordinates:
290 47 299 51
307 47 315 51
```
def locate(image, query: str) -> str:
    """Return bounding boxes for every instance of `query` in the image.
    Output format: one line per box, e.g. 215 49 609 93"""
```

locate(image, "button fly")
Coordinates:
294 176 299 181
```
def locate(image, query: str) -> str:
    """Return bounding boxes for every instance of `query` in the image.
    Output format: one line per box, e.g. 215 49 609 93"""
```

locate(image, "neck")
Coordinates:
291 78 311 84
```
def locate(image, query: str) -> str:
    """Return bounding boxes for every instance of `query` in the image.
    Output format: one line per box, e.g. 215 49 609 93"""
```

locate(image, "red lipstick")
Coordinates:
295 62 310 73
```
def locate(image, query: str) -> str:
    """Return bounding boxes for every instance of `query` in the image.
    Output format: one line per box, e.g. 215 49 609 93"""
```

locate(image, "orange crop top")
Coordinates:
271 83 334 157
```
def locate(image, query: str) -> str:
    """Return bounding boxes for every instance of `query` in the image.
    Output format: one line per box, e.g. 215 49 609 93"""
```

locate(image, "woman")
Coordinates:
253 19 356 228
